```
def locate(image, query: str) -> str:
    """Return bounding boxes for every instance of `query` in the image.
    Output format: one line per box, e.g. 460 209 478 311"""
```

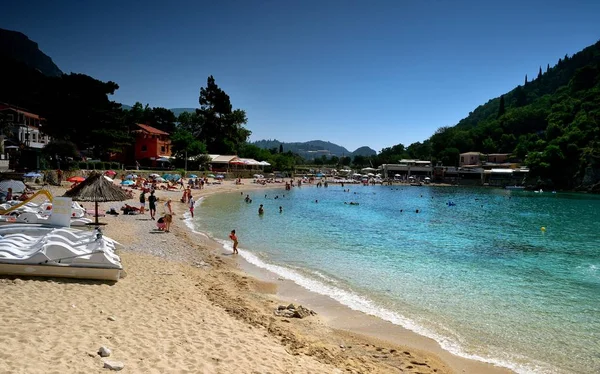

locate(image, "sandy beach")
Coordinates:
0 179 512 373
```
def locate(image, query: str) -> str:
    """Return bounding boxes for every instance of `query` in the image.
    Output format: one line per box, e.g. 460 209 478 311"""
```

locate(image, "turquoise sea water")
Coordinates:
191 185 600 374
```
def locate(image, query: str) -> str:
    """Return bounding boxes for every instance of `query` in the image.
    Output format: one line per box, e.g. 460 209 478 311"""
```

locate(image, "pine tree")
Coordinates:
497 95 505 118
279 144 283 153
525 74 528 85
546 63 550 73
538 66 542 79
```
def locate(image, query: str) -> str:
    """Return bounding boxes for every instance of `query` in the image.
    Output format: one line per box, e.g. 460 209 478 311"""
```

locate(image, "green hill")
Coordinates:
424 40 600 191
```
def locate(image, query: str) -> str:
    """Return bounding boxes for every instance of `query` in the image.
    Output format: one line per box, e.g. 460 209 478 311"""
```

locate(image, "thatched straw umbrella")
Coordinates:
63 172 130 225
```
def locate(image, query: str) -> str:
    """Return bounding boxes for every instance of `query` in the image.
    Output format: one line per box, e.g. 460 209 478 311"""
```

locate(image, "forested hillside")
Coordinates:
398 40 600 190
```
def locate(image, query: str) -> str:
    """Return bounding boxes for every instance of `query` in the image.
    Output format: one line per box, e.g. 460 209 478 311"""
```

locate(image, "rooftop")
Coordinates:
135 124 169 136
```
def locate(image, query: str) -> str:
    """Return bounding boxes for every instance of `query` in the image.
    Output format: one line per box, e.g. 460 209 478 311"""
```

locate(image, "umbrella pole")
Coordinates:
95 201 99 225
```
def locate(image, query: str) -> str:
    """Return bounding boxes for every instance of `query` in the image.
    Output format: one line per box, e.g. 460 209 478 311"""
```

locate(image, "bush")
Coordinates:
79 161 88 170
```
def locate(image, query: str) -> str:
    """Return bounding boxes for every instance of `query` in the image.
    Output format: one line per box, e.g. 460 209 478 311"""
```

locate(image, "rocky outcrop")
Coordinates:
0 28 63 77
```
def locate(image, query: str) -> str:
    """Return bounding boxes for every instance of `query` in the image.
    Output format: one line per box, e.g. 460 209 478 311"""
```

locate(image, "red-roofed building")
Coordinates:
133 124 172 166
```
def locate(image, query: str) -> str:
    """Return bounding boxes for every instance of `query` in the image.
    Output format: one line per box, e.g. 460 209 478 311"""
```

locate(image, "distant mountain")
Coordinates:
170 107 196 116
352 146 378 157
252 139 376 159
0 28 63 77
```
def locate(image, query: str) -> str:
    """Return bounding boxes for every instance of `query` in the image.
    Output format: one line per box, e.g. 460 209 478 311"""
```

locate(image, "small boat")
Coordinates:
505 185 525 190
0 225 122 281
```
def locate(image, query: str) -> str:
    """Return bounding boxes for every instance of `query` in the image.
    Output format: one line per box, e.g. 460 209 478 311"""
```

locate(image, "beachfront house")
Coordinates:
381 159 432 180
459 152 482 166
0 104 51 149
133 124 172 167
208 155 270 173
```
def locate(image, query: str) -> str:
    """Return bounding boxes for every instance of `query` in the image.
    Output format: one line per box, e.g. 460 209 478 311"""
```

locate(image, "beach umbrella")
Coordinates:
104 175 114 182
188 174 198 178
207 174 215 178
424 177 431 180
155 177 166 183
215 175 224 179
394 174 400 177
162 173 173 180
149 173 160 178
67 176 85 183
0 180 26 193
125 174 136 180
63 172 130 225
121 180 134 186
105 170 117 176
172 174 181 181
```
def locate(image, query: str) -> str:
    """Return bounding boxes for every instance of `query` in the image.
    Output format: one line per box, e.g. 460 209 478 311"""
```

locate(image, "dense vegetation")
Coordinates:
356 40 600 190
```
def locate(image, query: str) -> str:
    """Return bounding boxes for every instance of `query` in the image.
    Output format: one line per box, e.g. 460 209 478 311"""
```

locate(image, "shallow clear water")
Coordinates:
193 185 600 374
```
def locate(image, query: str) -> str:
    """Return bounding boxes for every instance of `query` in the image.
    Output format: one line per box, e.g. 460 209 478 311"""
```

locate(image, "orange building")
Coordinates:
133 124 172 166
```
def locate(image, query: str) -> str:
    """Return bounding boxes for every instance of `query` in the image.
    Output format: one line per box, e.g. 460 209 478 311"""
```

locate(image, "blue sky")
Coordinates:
2 0 599 152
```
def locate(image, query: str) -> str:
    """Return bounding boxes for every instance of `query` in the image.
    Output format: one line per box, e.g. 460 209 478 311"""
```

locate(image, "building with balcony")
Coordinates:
0 104 51 149
133 124 172 167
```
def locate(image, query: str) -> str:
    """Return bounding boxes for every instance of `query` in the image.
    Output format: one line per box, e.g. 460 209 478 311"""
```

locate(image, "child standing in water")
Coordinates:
229 230 239 254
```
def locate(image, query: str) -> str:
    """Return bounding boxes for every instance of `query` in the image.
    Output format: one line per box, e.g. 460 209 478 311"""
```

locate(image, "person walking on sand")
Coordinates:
188 195 195 218
139 191 146 214
148 190 157 220
229 230 238 254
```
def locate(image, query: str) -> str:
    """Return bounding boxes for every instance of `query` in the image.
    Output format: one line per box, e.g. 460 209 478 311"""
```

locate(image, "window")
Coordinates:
460 156 464 163
141 145 147 152
161 146 165 152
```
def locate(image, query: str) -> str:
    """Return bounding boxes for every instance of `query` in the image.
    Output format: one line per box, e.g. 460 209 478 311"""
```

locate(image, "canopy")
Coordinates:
0 180 26 193
67 176 85 183
63 172 130 225
105 170 117 176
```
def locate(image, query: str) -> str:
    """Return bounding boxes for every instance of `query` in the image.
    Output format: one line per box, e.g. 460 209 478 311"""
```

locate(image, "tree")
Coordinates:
546 63 550 73
498 95 505 118
537 66 542 80
197 76 251 154
279 144 284 153
170 129 207 163
525 74 528 85
177 111 203 137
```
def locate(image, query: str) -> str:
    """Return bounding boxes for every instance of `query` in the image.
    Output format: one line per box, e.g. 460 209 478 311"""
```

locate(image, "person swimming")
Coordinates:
258 204 264 215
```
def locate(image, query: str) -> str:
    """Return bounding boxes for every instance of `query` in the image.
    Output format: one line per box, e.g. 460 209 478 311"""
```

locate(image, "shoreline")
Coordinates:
0 180 517 373
183 182 515 373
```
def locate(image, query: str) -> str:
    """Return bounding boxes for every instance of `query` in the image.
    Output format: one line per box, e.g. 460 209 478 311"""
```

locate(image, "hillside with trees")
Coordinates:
429 40 600 190
359 40 599 191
